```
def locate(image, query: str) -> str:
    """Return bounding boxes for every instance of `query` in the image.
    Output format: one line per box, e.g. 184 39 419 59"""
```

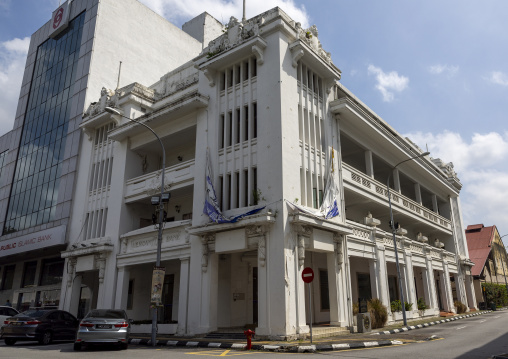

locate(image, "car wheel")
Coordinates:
4 338 17 346
39 331 52 345
121 342 128 350
73 342 82 351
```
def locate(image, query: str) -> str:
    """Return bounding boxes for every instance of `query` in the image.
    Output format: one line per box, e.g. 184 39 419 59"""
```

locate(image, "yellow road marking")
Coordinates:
186 349 259 356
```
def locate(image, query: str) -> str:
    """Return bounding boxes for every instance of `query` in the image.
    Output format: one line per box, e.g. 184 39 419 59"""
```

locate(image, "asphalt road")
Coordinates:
1 310 507 359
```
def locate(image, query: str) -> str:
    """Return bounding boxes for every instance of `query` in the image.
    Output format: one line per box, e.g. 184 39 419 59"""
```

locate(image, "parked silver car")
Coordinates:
74 309 130 350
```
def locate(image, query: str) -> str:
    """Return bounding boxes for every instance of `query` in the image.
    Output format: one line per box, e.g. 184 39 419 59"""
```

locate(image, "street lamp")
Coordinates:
105 106 166 346
499 234 508 293
386 151 430 327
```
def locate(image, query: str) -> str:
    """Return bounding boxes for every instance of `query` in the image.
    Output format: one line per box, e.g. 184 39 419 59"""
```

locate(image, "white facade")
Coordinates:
3 3 477 339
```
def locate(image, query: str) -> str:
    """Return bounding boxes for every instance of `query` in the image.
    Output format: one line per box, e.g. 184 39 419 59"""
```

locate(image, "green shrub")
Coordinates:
454 300 467 314
417 297 427 311
405 302 413 311
368 298 388 329
352 302 359 315
391 300 402 312
481 283 508 307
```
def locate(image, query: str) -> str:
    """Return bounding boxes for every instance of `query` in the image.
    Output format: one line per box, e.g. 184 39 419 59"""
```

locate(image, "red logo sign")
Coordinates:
302 267 314 283
53 8 64 29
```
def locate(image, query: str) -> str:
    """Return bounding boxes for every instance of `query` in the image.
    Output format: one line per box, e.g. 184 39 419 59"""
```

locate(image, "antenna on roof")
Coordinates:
242 0 246 22
116 61 122 90
426 143 429 153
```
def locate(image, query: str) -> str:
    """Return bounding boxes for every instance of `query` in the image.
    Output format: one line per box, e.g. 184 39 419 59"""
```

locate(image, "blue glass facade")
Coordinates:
3 12 85 234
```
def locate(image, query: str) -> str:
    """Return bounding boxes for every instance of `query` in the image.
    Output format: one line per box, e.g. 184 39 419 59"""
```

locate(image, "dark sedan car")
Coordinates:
1 309 78 345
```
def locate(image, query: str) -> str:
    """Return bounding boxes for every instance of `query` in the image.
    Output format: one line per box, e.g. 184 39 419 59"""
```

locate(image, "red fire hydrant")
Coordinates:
244 329 255 350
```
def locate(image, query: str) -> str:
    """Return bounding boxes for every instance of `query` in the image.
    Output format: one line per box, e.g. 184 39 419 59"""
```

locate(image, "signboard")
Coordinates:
150 266 166 305
0 225 66 258
49 0 72 38
302 267 314 283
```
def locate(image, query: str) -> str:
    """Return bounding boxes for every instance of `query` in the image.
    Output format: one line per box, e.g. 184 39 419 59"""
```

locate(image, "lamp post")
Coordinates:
499 234 508 294
386 151 430 327
105 107 165 346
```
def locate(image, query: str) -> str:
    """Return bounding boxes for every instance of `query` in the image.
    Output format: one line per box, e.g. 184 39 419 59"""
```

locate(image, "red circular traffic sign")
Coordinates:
302 267 314 283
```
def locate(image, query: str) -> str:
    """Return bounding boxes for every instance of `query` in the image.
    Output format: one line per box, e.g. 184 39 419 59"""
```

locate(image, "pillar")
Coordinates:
294 234 308 335
365 150 374 178
256 233 270 335
465 273 477 310
441 262 454 312
327 250 340 325
177 257 190 334
423 255 437 311
375 244 390 309
403 252 417 309
114 266 130 309
393 168 401 192
414 183 422 204
369 259 380 300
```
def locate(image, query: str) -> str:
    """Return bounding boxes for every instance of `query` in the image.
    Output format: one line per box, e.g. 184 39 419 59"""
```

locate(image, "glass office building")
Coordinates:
3 12 85 234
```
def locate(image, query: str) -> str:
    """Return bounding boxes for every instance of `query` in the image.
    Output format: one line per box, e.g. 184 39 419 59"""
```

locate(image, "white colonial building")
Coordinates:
9 3 476 339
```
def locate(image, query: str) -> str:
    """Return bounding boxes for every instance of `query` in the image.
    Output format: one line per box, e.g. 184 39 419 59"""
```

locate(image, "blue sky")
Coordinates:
1 0 508 245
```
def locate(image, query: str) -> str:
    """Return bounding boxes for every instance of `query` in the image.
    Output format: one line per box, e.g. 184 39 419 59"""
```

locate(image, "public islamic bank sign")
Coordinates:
49 0 72 38
0 225 66 258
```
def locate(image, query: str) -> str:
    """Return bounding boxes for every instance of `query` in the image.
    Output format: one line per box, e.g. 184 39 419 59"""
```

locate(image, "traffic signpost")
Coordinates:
301 267 314 343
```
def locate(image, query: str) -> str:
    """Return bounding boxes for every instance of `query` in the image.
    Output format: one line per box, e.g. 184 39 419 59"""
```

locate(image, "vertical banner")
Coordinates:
150 266 166 305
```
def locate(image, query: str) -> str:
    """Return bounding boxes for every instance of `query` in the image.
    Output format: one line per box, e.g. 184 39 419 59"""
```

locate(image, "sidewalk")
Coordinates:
128 310 494 352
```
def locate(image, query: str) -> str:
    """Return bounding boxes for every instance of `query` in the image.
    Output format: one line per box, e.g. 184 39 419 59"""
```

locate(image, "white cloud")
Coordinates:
367 64 409 102
0 37 29 136
428 64 459 76
405 130 508 235
488 71 508 86
139 0 310 28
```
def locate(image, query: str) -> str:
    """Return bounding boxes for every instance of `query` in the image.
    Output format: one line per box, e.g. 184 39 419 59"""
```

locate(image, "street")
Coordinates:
1 311 507 359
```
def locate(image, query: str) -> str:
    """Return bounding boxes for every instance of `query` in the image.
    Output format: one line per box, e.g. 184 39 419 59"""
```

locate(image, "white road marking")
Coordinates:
456 326 467 330
479 319 487 323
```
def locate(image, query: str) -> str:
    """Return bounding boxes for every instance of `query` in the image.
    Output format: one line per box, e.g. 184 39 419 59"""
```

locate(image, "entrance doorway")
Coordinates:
253 267 258 325
161 274 175 323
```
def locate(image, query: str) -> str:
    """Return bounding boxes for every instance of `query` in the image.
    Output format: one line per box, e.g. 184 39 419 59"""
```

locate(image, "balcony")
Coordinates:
343 163 451 233
124 159 195 203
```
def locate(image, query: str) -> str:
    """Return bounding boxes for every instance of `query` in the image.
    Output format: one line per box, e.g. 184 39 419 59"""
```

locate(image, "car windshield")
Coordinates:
85 310 126 319
16 310 48 318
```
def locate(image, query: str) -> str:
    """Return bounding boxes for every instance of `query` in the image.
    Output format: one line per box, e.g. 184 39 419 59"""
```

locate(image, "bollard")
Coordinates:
243 329 255 350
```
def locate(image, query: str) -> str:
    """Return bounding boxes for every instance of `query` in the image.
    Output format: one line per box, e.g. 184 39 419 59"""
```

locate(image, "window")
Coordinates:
1 265 15 290
22 261 37 288
357 273 372 300
3 11 86 234
39 258 64 286
253 103 257 138
319 269 330 310
127 280 134 310
388 275 399 302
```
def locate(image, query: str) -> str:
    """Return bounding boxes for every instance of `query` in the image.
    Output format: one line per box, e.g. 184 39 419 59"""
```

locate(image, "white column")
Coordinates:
375 244 390 309
465 273 477 310
432 194 439 213
177 257 190 335
441 262 454 312
369 259 380 300
365 150 374 178
114 266 130 309
453 272 467 307
294 234 308 335
327 251 340 326
200 251 218 333
423 255 437 311
393 168 401 193
256 234 270 335
404 252 417 309
414 183 422 204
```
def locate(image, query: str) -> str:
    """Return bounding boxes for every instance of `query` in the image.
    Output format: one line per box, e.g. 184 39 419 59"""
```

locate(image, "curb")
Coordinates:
372 310 492 335
127 338 404 352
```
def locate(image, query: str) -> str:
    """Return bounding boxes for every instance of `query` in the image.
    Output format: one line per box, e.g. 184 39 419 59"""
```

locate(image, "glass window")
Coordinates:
22 261 37 288
3 11 86 234
319 269 330 310
39 258 64 286
1 265 15 290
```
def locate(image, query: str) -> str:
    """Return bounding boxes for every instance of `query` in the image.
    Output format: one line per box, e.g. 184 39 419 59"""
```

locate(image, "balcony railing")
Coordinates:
347 221 457 260
343 163 451 231
124 159 195 203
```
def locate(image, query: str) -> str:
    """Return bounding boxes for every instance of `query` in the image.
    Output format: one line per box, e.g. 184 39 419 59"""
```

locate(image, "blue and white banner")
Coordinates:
287 156 339 220
203 150 265 223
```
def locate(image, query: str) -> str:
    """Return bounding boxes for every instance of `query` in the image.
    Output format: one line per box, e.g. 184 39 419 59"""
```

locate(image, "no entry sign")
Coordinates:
302 267 314 283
